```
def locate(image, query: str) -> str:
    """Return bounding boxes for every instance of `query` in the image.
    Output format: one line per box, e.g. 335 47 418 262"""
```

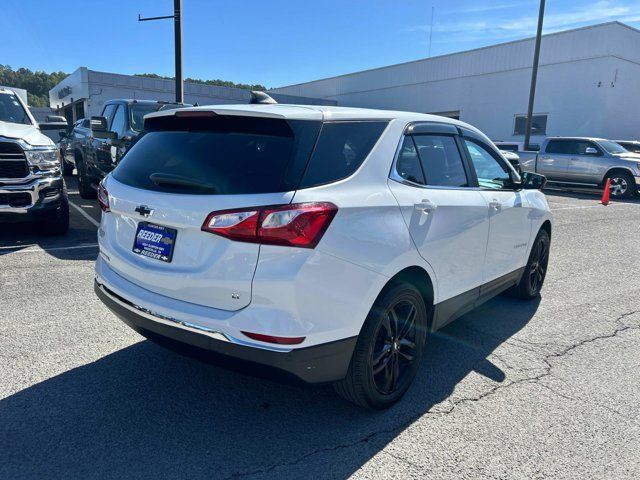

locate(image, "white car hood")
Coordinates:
0 121 54 147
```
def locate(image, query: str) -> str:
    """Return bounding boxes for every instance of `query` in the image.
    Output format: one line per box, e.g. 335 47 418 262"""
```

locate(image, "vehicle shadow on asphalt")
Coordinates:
0 216 98 261
0 295 539 480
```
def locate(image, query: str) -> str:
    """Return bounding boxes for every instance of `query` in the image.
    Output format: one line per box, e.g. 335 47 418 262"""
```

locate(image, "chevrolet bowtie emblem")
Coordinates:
135 205 154 217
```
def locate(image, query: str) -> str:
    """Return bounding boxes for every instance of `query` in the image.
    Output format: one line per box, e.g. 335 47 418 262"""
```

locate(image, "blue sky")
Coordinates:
2 0 639 88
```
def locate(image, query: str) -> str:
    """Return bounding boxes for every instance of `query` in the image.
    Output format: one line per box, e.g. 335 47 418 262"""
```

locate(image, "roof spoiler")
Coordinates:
249 91 277 105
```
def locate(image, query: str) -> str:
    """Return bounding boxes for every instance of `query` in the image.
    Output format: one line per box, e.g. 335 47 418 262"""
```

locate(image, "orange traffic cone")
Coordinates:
601 178 611 205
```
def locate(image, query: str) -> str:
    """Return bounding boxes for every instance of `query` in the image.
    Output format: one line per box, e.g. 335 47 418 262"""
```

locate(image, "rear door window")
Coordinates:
545 140 570 154
112 115 321 195
299 121 388 188
414 135 468 187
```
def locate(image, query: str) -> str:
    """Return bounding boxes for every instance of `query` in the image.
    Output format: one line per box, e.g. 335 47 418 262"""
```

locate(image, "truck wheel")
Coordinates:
77 159 96 199
44 198 70 236
510 229 550 299
333 283 428 409
607 171 635 199
61 155 74 176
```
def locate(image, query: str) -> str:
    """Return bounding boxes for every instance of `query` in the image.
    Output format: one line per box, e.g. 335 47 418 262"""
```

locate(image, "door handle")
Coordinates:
489 200 501 211
415 199 437 214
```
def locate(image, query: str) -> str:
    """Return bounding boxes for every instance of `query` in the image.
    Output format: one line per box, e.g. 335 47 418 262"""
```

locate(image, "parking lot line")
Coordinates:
549 203 637 211
69 201 100 228
0 243 98 254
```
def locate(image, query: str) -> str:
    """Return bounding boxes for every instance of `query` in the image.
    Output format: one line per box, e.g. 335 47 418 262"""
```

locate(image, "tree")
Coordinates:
135 73 266 91
0 65 68 107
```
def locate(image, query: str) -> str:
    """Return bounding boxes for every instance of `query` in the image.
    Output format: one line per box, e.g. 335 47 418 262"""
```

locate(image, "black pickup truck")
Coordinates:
73 99 188 198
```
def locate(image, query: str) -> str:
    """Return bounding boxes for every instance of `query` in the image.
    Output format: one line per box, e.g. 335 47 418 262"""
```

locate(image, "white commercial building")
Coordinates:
49 67 334 124
272 22 640 142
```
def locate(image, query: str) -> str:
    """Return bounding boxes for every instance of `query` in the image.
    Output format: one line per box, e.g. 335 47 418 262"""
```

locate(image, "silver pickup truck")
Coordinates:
500 138 640 199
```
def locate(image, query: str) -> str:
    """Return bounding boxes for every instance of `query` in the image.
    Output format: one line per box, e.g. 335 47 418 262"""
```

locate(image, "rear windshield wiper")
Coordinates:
149 173 217 193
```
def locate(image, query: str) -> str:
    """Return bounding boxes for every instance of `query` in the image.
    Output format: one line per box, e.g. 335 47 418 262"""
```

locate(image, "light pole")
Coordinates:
139 0 184 103
524 0 545 151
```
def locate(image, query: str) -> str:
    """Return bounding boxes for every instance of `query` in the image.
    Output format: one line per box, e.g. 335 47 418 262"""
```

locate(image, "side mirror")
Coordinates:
91 116 116 139
584 147 599 155
520 171 547 190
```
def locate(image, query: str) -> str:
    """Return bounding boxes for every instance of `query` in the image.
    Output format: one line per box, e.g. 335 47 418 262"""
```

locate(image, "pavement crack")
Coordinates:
224 312 640 478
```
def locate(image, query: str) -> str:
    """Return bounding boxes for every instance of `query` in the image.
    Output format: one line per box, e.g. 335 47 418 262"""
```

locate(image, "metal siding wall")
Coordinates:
272 23 635 101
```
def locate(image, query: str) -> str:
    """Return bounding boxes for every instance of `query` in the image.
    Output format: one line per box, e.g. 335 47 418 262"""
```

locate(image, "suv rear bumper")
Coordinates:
95 280 357 383
0 176 65 219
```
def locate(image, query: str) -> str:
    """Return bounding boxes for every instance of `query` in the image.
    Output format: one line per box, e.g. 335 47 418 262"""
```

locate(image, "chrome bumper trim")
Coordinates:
95 280 294 353
0 177 58 213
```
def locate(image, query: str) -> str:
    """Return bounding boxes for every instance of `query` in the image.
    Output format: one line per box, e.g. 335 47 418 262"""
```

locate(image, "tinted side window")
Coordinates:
414 135 468 187
101 104 117 125
545 140 569 154
110 106 127 138
464 139 511 190
396 136 425 185
299 121 387 188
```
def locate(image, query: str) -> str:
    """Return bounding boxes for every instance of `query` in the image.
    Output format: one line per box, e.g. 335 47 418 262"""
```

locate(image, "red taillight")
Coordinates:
98 182 110 212
241 331 306 345
201 202 337 249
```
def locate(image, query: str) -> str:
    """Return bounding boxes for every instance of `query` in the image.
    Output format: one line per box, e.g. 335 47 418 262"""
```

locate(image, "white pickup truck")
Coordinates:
0 88 69 233
496 137 640 199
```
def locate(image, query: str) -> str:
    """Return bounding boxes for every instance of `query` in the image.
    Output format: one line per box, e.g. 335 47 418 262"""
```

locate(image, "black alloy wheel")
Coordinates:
334 283 428 409
371 299 419 395
511 229 550 299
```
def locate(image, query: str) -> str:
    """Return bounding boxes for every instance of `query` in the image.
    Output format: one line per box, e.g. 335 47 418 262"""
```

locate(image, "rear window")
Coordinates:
299 121 388 188
112 115 321 195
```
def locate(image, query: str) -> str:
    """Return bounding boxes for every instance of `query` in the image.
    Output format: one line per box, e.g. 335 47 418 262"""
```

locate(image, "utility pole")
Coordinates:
139 0 184 103
524 0 545 151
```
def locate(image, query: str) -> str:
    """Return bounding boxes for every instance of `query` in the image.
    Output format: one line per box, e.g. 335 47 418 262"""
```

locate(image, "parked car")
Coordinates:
499 149 522 174
613 140 640 154
94 104 552 409
517 137 640 198
0 88 69 234
74 99 190 199
59 118 90 175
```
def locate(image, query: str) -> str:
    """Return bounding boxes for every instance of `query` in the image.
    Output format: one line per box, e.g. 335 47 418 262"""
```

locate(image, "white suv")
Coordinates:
94 104 552 409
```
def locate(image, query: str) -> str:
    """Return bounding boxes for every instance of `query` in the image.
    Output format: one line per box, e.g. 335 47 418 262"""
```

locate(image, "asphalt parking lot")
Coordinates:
1 179 639 480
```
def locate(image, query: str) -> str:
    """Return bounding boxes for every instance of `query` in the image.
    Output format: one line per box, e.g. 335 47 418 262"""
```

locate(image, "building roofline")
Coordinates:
275 21 639 89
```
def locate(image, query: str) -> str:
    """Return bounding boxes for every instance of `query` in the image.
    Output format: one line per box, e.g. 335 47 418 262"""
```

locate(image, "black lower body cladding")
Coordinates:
95 281 358 384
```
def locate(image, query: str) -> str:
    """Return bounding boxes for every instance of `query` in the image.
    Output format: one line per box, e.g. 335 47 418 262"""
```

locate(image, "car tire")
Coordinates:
77 158 96 199
511 229 550 299
606 171 635 199
333 282 428 409
43 197 70 236
61 154 74 176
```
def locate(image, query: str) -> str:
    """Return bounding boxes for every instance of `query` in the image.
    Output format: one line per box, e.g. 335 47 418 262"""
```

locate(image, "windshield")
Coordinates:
0 92 31 125
599 140 628 154
130 104 163 132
